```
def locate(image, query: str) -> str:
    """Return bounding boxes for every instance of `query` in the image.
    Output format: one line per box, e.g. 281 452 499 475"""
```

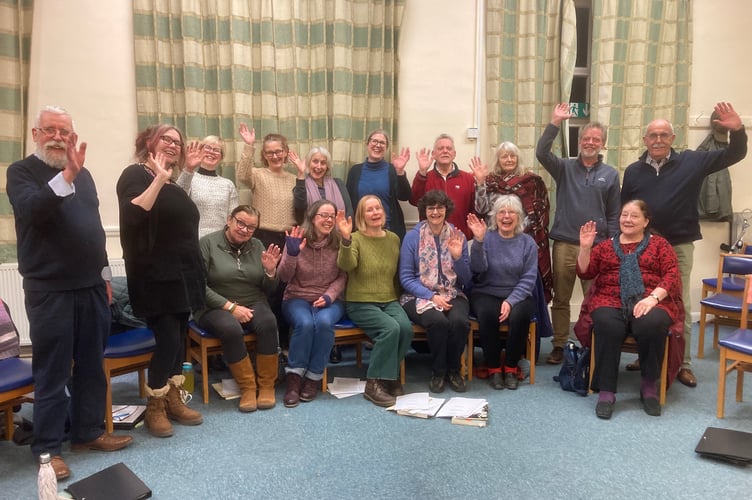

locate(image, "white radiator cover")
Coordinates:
0 259 126 346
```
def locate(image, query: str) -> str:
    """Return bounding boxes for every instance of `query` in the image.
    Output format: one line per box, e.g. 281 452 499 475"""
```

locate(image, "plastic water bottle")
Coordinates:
38 452 57 500
182 362 195 393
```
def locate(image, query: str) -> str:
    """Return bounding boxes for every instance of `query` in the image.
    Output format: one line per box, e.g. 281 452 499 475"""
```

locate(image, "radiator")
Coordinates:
0 259 126 346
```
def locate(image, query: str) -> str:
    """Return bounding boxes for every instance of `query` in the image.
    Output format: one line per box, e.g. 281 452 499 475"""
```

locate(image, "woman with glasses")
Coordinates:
399 190 471 393
466 195 537 391
469 142 552 304
346 129 411 240
176 136 238 238
336 195 413 407
117 124 206 438
236 123 304 249
195 205 282 412
278 200 347 407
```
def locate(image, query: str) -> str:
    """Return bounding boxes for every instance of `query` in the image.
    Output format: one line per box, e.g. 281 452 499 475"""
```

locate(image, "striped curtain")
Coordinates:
485 0 578 171
0 0 33 263
591 0 693 170
132 0 405 182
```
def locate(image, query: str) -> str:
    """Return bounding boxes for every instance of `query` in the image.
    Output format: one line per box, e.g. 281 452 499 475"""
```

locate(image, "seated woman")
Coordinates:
399 190 471 393
577 199 681 419
278 200 347 408
467 195 537 390
336 195 413 407
195 205 282 412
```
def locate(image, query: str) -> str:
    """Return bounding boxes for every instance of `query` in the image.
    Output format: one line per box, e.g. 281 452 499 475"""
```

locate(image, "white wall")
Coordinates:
25 0 752 318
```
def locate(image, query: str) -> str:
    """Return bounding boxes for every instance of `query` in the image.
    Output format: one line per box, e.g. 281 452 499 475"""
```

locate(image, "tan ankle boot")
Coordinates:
228 355 257 412
145 384 173 437
165 375 203 425
255 354 279 410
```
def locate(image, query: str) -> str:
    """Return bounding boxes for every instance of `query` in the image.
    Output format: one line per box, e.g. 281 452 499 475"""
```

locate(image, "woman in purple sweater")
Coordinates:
467 194 537 390
278 199 347 407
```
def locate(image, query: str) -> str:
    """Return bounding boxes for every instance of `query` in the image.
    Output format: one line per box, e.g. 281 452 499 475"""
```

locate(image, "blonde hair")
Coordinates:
354 195 384 233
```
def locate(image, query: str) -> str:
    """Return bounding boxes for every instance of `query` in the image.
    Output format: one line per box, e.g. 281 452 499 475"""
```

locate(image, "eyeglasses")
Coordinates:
203 145 222 154
159 135 184 147
35 127 72 139
497 210 518 216
264 150 286 158
426 206 446 213
232 216 257 232
369 139 387 146
645 132 672 141
315 213 336 221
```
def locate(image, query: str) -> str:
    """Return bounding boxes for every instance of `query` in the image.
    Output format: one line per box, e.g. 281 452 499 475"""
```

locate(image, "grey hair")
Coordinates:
494 141 525 176
35 105 75 129
434 133 455 148
487 194 527 235
305 146 332 175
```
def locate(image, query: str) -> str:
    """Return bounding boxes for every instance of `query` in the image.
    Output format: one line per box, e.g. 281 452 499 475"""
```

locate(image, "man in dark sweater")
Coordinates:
6 105 132 480
621 101 747 388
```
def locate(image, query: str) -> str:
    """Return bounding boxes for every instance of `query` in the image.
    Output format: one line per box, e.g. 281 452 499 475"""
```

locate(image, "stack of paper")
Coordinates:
436 397 489 427
387 392 446 418
212 378 240 400
327 377 366 399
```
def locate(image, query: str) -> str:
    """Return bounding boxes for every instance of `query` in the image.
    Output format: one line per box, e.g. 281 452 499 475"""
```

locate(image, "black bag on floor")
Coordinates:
553 340 590 396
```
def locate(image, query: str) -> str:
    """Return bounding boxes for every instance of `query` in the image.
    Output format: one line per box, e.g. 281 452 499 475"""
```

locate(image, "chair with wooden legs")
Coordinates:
717 274 752 418
0 357 33 441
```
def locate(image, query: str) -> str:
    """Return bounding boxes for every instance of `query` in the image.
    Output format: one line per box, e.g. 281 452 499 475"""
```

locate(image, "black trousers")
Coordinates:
590 306 671 392
403 297 470 376
146 312 190 388
197 302 279 363
471 293 534 369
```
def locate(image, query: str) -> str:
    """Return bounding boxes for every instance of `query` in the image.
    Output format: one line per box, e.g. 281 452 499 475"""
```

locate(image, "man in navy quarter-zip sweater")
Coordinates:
536 104 621 365
6 105 132 481
621 101 747 389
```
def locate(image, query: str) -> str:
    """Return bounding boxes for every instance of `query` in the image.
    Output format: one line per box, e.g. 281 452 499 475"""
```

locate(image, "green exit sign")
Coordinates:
569 102 590 118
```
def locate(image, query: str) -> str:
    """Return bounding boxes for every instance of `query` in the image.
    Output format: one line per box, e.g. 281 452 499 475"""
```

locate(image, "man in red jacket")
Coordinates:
410 134 476 238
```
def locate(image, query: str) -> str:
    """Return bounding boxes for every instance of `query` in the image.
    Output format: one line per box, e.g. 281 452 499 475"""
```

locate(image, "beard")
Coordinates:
37 140 68 170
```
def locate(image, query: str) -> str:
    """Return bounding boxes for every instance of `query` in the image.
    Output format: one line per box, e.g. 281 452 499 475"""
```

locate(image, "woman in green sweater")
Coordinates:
336 195 413 407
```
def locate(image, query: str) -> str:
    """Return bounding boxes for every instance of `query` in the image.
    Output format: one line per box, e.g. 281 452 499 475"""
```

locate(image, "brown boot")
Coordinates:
364 379 396 407
165 375 203 425
256 354 279 410
145 384 173 438
283 372 303 408
228 355 258 413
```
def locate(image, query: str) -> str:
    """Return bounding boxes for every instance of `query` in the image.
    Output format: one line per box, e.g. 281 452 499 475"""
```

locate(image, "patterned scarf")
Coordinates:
305 174 347 212
401 222 461 314
612 232 651 318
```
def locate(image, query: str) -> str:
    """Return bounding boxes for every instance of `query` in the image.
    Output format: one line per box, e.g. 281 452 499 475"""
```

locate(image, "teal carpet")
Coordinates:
1 323 750 499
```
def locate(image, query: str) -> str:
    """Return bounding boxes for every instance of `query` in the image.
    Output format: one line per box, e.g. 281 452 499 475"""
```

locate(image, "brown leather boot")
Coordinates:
283 372 303 408
228 355 257 413
145 384 173 438
165 375 203 425
364 379 396 407
255 354 279 410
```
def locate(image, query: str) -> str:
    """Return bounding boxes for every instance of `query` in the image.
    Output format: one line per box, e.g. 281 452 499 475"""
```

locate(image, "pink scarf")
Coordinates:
305 175 347 212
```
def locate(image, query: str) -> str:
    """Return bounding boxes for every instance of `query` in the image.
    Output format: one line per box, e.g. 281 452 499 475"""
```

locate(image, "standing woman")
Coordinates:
346 129 411 240
176 136 239 238
469 142 552 302
336 195 413 407
278 200 347 407
290 146 353 222
117 124 205 438
236 123 304 247
399 190 471 393
195 205 282 412
467 195 537 390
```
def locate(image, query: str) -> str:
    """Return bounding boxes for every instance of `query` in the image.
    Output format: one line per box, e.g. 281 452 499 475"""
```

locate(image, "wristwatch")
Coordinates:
649 292 661 302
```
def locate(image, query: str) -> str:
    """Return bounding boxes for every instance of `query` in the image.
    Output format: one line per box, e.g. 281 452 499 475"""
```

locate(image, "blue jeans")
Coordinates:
282 299 344 378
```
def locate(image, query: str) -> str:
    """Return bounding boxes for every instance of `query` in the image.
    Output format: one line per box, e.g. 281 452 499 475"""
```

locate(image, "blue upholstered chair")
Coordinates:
698 254 752 358
104 327 156 433
0 357 33 441
717 274 752 418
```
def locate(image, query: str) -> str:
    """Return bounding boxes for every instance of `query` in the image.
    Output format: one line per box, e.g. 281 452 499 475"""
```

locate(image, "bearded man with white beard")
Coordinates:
6 105 132 481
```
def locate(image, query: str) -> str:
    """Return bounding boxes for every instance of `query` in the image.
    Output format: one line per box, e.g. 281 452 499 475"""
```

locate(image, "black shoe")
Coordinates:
640 392 661 416
329 346 342 364
447 371 467 393
429 375 445 393
504 371 519 390
595 400 614 419
489 372 504 390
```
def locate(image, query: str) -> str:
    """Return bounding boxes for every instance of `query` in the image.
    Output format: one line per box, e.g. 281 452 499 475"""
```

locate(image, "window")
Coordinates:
568 0 592 157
